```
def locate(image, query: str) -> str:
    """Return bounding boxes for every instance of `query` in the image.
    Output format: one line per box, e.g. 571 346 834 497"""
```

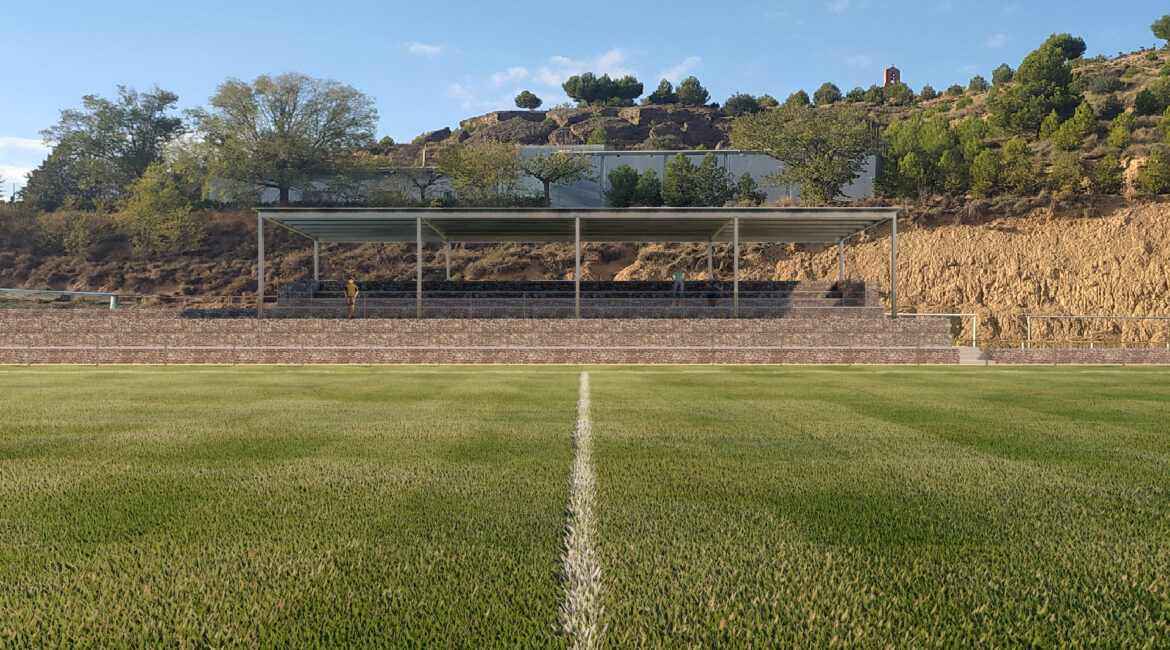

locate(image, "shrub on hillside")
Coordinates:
1098 94 1125 120
919 84 938 100
1084 73 1122 94
1048 152 1084 194
968 75 990 92
969 149 1001 197
1135 147 1170 193
814 82 843 106
992 63 1014 86
723 93 761 117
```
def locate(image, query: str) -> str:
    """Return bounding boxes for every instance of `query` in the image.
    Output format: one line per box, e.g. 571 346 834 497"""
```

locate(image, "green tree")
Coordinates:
604 164 639 207
42 86 184 188
633 168 664 206
919 84 938 100
756 94 779 109
1135 147 1170 193
864 85 885 103
696 152 735 206
1048 152 1083 193
514 90 542 110
1107 111 1137 148
735 172 767 204
1152 14 1170 45
194 72 376 205
938 149 969 193
992 63 1014 86
879 114 960 197
885 82 914 106
1051 120 1083 150
676 76 710 106
969 148 1001 197
1039 110 1062 140
586 127 609 146
845 87 866 102
28 86 184 210
647 79 678 104
115 161 211 255
1069 100 1097 137
436 140 523 206
1089 154 1124 194
945 84 964 96
662 154 700 206
813 82 843 106
730 105 879 204
1135 88 1161 115
968 75 990 92
1099 94 1125 120
1002 136 1040 194
987 33 1085 133
562 73 643 106
723 93 761 117
22 144 124 211
1160 105 1170 142
519 151 596 205
954 116 990 161
785 90 811 107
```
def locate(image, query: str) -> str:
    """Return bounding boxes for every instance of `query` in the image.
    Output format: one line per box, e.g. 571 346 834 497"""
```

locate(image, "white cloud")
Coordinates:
826 0 850 14
534 48 636 87
845 54 872 68
407 42 442 57
0 165 33 192
658 56 702 83
986 32 1007 48
0 136 49 153
490 67 530 87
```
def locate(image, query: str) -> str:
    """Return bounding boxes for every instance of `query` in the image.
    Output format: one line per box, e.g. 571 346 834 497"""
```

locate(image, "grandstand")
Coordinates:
0 206 968 365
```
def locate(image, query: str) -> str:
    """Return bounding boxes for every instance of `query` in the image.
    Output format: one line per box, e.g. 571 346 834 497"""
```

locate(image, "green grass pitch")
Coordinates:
1 367 1168 648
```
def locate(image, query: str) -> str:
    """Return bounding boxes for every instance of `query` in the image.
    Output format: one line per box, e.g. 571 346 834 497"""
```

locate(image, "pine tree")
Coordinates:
1089 155 1123 194
1048 152 1083 194
969 149 1001 197
1136 147 1170 193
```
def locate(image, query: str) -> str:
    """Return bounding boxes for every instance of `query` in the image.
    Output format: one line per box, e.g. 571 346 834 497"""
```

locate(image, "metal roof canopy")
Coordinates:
256 207 899 245
253 206 902 320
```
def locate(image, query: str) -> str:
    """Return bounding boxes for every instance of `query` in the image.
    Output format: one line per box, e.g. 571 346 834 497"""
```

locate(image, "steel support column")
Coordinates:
256 213 265 318
312 240 319 282
890 212 898 318
574 217 581 318
416 216 422 318
838 240 845 282
733 217 739 318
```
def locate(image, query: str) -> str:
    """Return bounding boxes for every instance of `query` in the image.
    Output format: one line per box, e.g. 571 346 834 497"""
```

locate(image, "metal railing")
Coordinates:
889 312 978 347
0 288 141 309
1026 314 1170 349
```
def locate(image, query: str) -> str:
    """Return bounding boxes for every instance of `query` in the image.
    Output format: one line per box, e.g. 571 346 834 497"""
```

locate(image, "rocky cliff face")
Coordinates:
455 105 733 150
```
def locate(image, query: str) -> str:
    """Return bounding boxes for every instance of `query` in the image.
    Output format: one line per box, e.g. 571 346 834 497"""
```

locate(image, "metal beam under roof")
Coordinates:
256 207 900 244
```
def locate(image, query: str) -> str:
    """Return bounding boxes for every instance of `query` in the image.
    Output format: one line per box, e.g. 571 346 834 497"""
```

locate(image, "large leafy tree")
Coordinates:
436 140 523 206
730 105 878 204
193 72 377 204
26 86 184 210
813 83 842 106
518 151 596 205
987 33 1085 133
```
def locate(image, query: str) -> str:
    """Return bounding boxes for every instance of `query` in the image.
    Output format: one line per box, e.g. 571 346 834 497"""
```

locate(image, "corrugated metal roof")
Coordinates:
257 207 899 244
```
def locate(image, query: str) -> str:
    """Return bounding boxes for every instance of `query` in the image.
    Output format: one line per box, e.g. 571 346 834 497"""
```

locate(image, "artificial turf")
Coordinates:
1 366 1168 648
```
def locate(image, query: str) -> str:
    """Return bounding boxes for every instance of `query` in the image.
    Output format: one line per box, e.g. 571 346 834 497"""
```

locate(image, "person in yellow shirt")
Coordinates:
344 277 359 318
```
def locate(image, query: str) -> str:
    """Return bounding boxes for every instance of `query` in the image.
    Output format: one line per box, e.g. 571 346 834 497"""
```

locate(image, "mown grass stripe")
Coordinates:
561 371 606 650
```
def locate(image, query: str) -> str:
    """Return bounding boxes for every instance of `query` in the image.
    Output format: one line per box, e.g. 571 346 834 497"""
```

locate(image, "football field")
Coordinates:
1 367 1168 648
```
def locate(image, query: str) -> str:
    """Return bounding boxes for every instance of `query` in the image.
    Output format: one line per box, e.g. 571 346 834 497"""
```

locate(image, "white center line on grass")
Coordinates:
560 371 606 650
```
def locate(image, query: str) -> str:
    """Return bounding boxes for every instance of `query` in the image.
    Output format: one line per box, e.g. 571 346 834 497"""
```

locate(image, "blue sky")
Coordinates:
1 0 1164 194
